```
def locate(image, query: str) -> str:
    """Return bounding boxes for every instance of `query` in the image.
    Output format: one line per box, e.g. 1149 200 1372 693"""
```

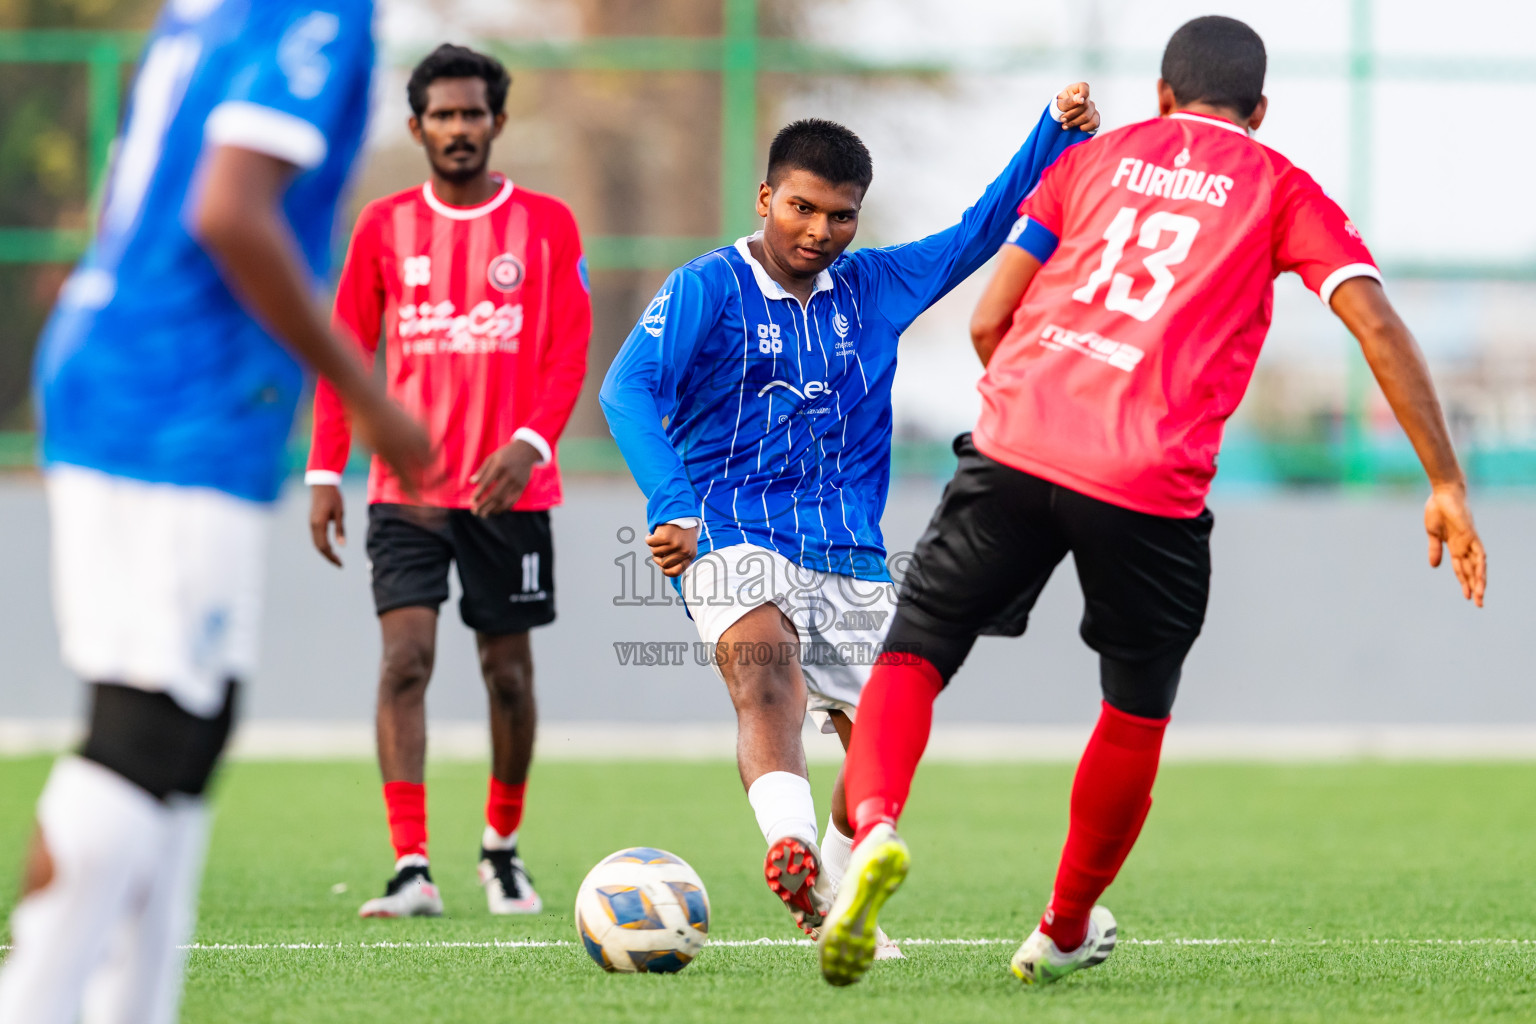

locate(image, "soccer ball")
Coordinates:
574 847 711 973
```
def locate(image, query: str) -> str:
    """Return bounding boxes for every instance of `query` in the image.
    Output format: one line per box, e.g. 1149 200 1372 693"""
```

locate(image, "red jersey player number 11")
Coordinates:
303 46 591 924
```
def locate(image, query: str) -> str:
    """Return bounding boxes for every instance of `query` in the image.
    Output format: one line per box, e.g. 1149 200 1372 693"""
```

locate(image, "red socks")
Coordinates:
486 777 527 838
1041 701 1168 952
382 780 428 861
383 778 527 859
846 657 1165 953
844 652 946 846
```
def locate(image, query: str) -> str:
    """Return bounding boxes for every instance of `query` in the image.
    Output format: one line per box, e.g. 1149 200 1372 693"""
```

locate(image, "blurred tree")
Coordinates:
0 0 157 429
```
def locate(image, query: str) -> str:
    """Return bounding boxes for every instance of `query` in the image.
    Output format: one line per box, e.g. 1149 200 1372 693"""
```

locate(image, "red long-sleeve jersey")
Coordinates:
306 175 591 509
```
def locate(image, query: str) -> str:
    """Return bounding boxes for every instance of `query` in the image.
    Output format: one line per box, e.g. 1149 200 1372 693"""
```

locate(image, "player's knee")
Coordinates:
725 664 800 717
883 610 970 685
481 658 533 705
379 641 434 696
79 681 238 800
1098 647 1187 720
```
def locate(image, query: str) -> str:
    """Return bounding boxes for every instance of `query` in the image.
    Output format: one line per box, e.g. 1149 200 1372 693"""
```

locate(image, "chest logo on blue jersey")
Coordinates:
756 323 783 354
488 253 524 292
832 307 850 339
642 291 670 337
757 379 829 401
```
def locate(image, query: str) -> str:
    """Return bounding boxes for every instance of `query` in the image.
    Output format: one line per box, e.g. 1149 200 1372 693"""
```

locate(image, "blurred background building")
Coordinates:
5 0 1536 489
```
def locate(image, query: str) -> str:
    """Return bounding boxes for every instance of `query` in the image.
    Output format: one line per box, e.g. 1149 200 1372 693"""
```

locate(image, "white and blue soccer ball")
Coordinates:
574 847 710 973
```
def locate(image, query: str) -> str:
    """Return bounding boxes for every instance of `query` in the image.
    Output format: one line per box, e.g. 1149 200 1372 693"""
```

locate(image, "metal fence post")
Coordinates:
86 41 121 211
720 0 759 244
1344 0 1376 486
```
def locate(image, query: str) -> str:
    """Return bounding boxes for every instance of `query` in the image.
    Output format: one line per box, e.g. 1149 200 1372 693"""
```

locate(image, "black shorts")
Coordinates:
886 435 1212 715
366 504 555 636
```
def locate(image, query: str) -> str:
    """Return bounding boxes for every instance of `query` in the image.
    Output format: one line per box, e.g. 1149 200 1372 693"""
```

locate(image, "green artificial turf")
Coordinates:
1 756 1533 1022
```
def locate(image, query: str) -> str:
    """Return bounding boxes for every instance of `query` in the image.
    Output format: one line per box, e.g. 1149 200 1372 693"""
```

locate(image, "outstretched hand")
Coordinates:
1424 483 1487 607
1056 82 1100 132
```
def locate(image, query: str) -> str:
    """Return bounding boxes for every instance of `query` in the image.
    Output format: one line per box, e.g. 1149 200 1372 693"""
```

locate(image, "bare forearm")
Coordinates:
193 147 375 409
200 213 374 403
970 246 1041 368
1332 278 1463 488
1362 331 1462 486
971 324 1006 367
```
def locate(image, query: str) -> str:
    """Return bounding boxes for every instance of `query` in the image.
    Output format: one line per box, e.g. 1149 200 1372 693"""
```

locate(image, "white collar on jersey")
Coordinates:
1169 111 1251 137
421 175 515 220
734 232 836 303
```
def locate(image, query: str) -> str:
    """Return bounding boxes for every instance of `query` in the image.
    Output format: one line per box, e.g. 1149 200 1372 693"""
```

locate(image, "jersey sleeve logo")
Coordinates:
641 291 671 337
488 253 525 292
278 11 341 101
403 255 431 287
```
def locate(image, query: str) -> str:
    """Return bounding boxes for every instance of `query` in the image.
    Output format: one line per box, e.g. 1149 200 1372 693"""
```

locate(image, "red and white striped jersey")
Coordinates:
306 174 591 509
976 112 1377 518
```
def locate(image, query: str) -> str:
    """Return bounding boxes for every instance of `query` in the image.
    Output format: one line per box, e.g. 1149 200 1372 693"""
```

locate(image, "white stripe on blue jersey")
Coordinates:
601 104 1089 581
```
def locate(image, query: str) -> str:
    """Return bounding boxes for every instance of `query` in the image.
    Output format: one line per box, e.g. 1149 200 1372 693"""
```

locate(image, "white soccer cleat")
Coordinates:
817 823 910 986
1010 904 1118 985
873 927 905 960
358 863 444 918
478 846 543 915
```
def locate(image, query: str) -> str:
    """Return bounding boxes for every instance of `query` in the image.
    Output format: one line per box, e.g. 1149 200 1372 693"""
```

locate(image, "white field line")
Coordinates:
8 720 1536 761
3 937 1534 954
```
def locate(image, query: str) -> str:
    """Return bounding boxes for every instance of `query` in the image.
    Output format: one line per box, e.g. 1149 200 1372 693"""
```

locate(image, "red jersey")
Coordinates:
306 175 591 509
974 112 1378 518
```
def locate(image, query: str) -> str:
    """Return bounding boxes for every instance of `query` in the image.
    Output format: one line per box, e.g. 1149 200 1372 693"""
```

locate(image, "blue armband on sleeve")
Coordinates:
1006 214 1059 263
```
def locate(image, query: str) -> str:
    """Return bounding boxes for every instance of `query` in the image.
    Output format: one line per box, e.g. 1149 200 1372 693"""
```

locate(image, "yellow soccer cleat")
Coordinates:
816 823 909 987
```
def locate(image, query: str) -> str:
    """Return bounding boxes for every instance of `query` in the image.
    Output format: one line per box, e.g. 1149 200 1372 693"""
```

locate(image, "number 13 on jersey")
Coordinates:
1072 207 1201 323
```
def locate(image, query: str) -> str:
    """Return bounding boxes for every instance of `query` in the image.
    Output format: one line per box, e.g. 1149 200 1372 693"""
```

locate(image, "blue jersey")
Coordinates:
34 0 375 503
601 104 1089 581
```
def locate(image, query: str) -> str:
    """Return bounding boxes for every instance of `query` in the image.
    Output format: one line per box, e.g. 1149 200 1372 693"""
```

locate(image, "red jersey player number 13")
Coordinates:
975 110 1377 519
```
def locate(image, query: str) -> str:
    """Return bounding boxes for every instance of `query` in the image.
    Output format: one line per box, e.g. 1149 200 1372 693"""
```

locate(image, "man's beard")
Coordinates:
434 147 487 184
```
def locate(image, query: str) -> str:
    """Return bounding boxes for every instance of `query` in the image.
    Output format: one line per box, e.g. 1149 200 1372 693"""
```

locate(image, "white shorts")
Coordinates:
679 544 898 733
48 465 269 718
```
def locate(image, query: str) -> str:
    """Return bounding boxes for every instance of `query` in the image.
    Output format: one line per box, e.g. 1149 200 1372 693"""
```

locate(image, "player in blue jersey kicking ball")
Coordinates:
601 84 1099 954
0 3 428 1022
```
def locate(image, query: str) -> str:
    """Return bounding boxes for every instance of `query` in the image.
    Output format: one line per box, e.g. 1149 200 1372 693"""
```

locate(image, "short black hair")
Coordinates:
407 44 511 118
766 119 873 191
1161 16 1266 119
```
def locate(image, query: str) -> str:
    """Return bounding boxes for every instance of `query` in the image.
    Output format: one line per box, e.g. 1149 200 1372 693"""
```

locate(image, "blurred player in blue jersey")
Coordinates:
0 2 428 1022
601 84 1099 950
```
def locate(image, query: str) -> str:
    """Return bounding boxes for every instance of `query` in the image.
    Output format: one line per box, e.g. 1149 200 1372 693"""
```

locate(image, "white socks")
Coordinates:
81 794 210 1024
747 771 819 848
0 757 168 1024
482 826 518 851
819 813 855 890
